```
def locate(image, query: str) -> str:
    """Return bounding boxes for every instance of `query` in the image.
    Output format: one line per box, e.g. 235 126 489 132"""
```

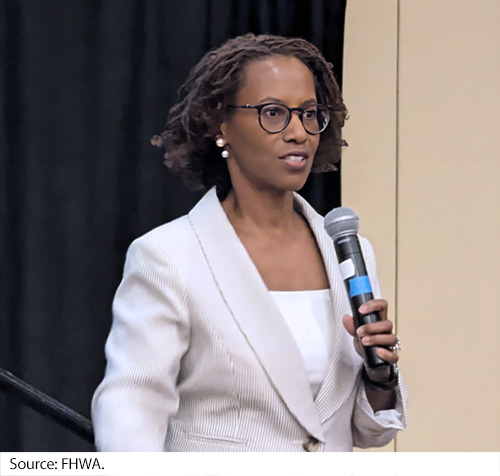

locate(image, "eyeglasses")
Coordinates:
228 103 330 134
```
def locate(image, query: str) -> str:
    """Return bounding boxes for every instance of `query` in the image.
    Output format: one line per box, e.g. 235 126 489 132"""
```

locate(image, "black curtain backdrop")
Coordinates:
0 0 346 451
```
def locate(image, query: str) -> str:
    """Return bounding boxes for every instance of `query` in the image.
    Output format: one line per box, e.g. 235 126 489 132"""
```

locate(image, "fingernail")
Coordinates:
359 304 368 313
357 327 365 337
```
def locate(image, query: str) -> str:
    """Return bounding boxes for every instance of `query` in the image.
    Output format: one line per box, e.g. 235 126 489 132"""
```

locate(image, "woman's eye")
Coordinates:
263 107 285 118
304 109 317 120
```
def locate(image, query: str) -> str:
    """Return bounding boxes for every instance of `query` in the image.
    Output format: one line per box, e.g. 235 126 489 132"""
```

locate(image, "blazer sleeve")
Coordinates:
91 235 190 451
350 237 408 448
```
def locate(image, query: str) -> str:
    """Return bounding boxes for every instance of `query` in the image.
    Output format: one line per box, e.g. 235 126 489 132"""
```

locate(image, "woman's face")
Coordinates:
220 55 321 195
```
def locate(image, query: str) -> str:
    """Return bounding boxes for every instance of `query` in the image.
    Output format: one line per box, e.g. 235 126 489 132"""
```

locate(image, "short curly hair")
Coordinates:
151 33 347 199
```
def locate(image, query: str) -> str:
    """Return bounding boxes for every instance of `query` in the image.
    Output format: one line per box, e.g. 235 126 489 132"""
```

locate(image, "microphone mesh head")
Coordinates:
324 206 359 239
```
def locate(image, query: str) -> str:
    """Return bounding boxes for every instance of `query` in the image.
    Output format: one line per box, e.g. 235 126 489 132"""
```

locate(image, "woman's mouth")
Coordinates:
279 152 309 168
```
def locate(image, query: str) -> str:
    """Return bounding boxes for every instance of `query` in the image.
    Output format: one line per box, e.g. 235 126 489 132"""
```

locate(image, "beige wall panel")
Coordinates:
396 0 500 451
343 0 398 326
344 0 500 451
342 0 398 452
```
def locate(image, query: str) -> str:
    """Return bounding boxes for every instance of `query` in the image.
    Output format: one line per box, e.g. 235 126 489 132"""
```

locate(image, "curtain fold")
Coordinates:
0 0 346 451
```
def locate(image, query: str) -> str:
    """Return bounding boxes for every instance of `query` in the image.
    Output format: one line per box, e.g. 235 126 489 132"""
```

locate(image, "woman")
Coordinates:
92 33 407 452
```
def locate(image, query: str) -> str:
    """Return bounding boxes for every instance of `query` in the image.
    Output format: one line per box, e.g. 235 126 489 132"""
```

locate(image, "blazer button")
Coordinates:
303 436 320 452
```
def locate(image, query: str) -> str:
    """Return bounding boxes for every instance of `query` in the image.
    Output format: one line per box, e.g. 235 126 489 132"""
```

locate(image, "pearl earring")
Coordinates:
221 149 229 158
216 138 224 148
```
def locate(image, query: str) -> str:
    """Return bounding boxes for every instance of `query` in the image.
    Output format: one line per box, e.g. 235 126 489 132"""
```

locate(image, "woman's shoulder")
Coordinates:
124 188 220 264
126 215 195 263
132 215 192 246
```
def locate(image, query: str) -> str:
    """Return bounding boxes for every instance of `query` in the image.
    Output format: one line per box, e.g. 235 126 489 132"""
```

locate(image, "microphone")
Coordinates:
324 207 388 369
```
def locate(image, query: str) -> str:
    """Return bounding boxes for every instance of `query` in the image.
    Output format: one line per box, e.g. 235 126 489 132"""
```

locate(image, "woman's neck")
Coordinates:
221 186 300 235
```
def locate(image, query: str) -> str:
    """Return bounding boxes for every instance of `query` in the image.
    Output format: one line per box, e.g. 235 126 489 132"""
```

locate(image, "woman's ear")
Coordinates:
219 120 229 141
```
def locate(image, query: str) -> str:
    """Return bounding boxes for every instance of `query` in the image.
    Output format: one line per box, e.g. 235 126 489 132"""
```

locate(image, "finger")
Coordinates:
375 346 400 364
357 320 393 337
359 333 398 348
342 314 356 337
359 299 388 320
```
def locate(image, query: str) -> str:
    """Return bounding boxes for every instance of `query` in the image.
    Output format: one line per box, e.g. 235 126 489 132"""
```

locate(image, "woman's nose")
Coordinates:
283 111 307 142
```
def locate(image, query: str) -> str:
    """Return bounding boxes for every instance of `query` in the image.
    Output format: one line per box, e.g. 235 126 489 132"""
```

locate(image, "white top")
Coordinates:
269 289 333 398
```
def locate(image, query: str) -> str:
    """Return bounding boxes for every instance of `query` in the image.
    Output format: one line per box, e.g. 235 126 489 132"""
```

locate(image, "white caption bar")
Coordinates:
0 452 499 476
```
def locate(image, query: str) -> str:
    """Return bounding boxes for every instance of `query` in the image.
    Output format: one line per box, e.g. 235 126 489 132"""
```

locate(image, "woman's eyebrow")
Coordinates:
256 97 318 106
257 96 285 104
301 98 319 106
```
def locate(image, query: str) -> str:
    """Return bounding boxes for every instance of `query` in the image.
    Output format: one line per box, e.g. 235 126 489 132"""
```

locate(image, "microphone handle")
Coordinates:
350 294 388 369
334 234 389 369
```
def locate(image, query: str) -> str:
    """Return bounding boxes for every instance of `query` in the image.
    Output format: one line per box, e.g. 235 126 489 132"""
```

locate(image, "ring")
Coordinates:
392 339 402 354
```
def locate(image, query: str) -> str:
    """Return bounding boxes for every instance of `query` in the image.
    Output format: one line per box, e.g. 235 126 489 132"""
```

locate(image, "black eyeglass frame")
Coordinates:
228 103 330 135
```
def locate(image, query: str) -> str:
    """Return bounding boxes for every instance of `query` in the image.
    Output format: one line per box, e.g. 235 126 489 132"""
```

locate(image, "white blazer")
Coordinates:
92 187 408 452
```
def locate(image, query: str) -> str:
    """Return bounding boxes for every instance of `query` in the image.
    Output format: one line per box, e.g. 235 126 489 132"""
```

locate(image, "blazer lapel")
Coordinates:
292 195 362 424
188 188 324 442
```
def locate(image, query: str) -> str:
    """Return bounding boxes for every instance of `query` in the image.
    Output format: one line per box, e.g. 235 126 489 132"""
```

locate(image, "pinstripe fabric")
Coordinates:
92 187 408 451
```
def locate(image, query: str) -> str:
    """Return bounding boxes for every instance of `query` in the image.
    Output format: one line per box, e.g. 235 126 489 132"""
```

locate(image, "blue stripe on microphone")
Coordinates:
349 276 372 297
